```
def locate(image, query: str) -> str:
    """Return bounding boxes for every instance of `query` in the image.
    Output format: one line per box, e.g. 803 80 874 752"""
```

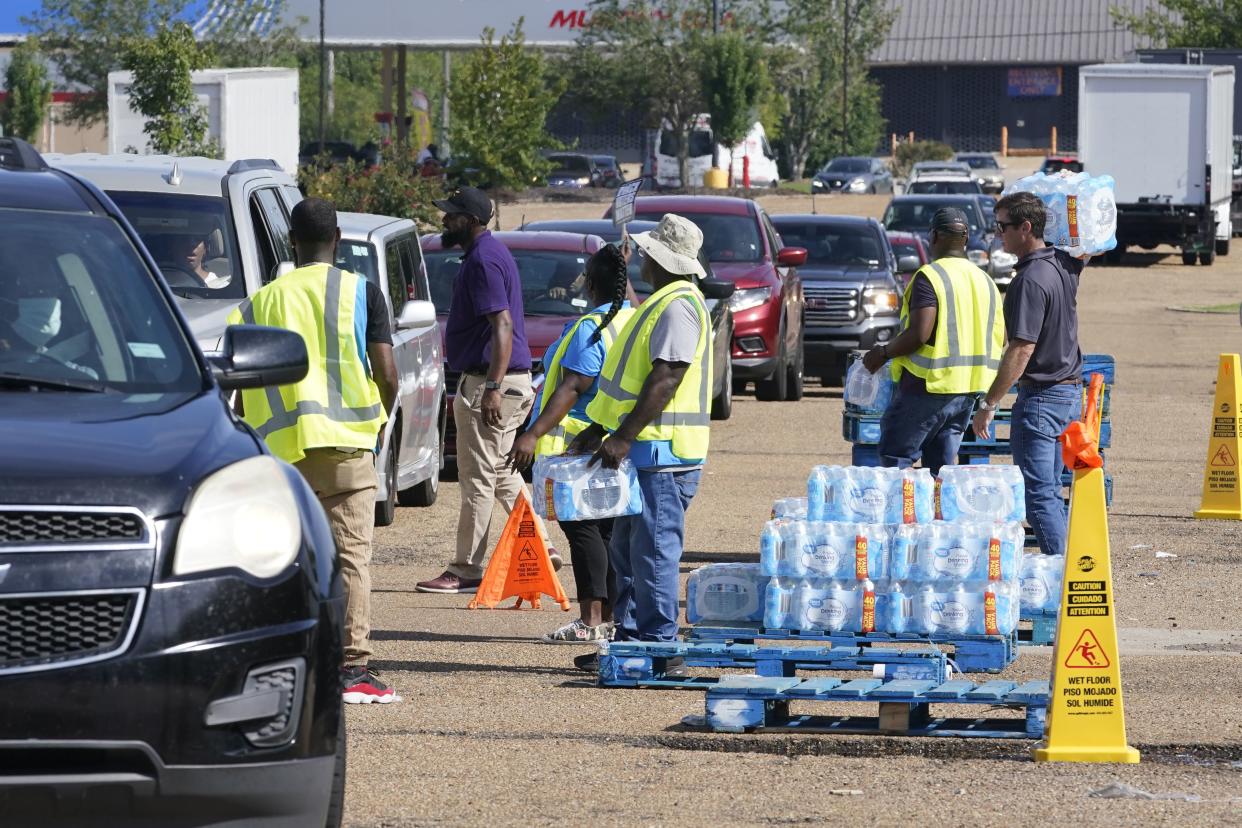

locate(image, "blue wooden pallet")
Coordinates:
1018 609 1058 646
696 676 1049 739
598 640 949 690
686 623 1017 673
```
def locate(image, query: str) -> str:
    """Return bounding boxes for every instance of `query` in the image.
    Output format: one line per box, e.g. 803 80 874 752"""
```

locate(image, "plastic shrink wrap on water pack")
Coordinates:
844 357 894 413
937 464 1025 522
807 465 935 524
1020 552 1066 613
685 563 768 624
890 520 1024 583
1004 171 1117 257
532 455 642 521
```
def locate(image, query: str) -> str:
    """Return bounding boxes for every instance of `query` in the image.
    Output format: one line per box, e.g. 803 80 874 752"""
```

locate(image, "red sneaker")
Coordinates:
341 665 397 704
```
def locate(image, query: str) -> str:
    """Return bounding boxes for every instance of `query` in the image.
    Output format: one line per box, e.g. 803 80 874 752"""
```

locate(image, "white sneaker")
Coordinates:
541 618 609 644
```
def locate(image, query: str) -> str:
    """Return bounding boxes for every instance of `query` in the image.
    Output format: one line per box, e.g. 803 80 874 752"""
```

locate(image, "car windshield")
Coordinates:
423 248 592 316
632 210 763 263
0 208 200 394
336 240 380 287
908 180 982 195
772 222 883 267
889 240 922 265
958 156 998 169
549 155 592 174
593 157 617 170
883 201 983 234
660 129 714 159
106 191 243 300
825 159 870 174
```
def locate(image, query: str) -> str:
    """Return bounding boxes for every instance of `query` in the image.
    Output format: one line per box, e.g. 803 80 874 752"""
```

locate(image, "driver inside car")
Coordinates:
0 264 99 379
170 232 230 289
539 260 586 303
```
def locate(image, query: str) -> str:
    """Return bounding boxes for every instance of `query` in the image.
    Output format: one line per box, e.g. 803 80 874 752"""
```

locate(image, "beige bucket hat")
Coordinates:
630 213 707 278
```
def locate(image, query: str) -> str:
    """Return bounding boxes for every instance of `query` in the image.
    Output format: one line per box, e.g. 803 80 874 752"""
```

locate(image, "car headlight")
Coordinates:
847 178 868 192
812 178 825 190
992 250 1018 269
862 286 900 316
967 249 990 267
576 176 591 186
174 455 302 579
729 286 773 313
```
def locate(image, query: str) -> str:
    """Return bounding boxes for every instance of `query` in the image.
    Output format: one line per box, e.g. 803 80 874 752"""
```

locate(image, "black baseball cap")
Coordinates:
930 207 969 235
433 186 493 223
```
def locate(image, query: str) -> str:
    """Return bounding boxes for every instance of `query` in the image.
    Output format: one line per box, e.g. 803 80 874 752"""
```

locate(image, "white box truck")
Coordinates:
108 67 300 174
1079 63 1234 265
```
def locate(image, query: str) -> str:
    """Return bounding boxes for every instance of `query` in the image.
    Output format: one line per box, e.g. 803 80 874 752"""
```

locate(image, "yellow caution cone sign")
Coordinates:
1034 374 1140 764
1195 354 1242 520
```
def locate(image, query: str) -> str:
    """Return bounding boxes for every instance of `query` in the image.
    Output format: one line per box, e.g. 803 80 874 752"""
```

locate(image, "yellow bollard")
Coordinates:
703 167 729 190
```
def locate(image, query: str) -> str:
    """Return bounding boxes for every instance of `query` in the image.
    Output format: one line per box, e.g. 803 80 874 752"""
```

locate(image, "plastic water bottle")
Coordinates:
885 581 909 634
759 520 783 577
940 583 971 635
873 661 951 682
916 584 937 634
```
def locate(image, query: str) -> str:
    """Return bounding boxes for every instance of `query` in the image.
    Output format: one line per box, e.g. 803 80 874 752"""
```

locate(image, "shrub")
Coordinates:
893 140 955 179
299 146 446 231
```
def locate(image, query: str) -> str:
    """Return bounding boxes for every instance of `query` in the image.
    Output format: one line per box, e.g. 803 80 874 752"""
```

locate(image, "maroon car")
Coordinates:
421 231 606 466
885 230 930 291
615 195 807 401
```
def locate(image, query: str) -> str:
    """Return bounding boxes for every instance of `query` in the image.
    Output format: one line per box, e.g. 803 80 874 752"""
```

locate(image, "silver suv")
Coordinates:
336 212 447 524
44 154 303 350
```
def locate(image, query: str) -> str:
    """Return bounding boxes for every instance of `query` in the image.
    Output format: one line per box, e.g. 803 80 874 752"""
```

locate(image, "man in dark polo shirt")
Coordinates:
973 190 1084 557
416 187 556 594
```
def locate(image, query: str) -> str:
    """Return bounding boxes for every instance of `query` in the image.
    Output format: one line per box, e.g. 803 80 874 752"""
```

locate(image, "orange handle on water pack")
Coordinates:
1060 373 1104 470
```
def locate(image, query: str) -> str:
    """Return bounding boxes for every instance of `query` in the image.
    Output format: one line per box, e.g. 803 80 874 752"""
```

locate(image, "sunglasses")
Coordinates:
994 220 1023 233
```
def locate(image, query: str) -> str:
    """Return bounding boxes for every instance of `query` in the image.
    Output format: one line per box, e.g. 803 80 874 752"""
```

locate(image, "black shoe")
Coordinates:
655 656 689 679
573 652 599 673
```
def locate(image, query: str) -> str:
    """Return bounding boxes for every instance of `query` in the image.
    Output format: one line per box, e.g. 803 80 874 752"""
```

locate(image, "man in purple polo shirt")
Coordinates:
417 188 557 593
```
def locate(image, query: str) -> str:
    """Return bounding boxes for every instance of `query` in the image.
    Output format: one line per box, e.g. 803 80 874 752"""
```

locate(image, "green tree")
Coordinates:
449 21 565 192
1111 0 1242 48
120 23 219 156
1 37 53 142
773 0 895 180
23 0 302 128
699 31 768 179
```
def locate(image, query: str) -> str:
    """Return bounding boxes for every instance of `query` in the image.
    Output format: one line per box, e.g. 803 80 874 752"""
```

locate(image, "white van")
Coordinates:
650 116 780 189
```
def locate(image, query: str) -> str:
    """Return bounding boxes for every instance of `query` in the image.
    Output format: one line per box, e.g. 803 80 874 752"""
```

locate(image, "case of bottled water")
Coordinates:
937 464 1025 522
890 521 1024 583
531 454 642 521
1005 171 1118 257
807 465 934 524
906 581 1019 636
1020 553 1065 613
685 563 768 624
844 357 894 413
771 496 808 521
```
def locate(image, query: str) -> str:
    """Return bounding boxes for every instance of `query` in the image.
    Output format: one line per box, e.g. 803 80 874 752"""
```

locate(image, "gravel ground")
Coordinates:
346 186 1242 826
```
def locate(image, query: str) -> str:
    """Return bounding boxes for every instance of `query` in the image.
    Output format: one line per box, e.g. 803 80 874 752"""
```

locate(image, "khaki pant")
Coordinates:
451 372 550 579
295 448 378 666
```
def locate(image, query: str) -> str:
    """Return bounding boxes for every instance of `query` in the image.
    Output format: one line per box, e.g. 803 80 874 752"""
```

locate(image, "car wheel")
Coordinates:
324 714 346 828
1216 237 1231 256
711 351 733 421
755 341 788 402
374 436 397 526
399 421 440 507
1182 251 1198 266
1200 248 1216 266
784 338 804 401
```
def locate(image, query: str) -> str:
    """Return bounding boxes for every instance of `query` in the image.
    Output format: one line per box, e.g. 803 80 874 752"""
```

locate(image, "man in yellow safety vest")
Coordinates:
570 214 713 672
861 207 1004 474
228 197 400 705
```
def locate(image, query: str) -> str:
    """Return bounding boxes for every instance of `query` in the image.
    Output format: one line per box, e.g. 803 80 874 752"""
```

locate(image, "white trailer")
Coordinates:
1079 63 1234 265
108 67 300 175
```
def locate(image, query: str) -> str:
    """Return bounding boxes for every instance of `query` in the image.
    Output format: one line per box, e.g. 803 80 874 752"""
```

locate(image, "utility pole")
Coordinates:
842 0 850 155
317 0 326 153
712 0 720 33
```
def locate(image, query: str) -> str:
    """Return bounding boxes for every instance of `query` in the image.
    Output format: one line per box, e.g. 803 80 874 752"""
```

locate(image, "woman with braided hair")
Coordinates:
508 243 634 643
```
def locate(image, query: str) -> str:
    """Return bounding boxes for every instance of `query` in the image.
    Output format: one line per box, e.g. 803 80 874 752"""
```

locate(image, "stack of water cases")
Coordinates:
688 464 1033 639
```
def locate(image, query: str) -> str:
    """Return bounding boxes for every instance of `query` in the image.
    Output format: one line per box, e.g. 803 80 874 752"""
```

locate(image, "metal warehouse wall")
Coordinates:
871 64 1081 153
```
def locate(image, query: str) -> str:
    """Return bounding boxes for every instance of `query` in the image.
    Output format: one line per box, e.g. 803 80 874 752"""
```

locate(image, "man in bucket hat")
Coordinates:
569 214 713 673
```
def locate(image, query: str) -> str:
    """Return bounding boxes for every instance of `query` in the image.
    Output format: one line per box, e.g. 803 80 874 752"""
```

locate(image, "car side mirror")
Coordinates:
700 277 735 300
396 299 437 330
897 255 921 272
777 247 808 267
209 324 308 391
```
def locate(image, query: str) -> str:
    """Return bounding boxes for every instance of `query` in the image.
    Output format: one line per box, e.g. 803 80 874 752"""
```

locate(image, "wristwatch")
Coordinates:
483 380 502 391
978 398 999 412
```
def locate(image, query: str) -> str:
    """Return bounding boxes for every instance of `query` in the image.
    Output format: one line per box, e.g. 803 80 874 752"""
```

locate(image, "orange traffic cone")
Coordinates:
467 491 571 611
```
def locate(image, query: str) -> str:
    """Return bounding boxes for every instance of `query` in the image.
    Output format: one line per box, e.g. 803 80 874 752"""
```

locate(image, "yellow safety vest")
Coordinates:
586 280 713 460
226 263 386 464
890 256 1005 395
534 306 636 458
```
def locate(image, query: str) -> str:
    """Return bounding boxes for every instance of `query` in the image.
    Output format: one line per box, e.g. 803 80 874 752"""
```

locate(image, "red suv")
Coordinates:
619 195 807 401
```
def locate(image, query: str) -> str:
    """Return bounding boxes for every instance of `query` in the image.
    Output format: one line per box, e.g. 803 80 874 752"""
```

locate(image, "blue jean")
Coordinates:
878 388 977 476
610 468 701 642
1011 383 1082 556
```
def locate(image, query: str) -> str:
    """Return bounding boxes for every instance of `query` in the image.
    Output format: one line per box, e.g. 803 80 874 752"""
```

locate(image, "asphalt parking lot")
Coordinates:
345 188 1242 826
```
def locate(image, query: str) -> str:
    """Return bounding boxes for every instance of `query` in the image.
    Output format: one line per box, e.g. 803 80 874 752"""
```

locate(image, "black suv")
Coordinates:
0 139 346 826
770 215 902 383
